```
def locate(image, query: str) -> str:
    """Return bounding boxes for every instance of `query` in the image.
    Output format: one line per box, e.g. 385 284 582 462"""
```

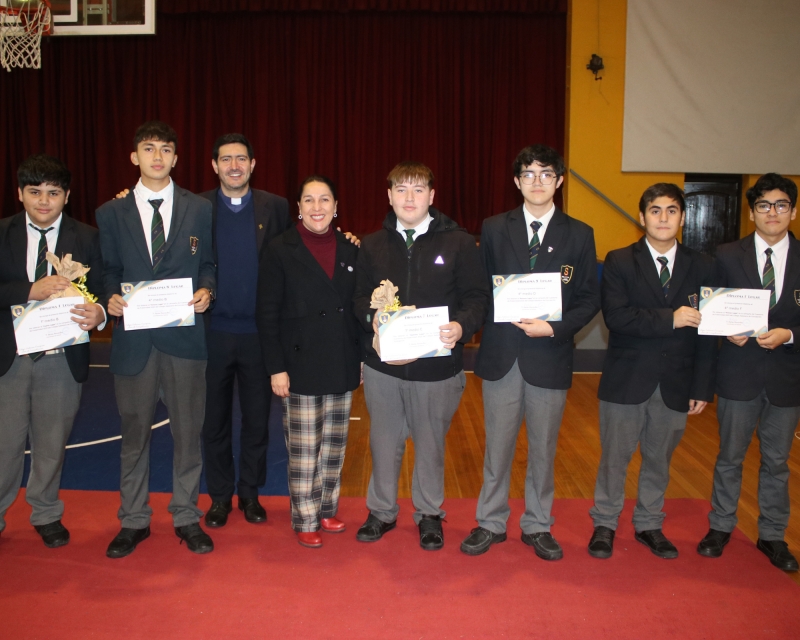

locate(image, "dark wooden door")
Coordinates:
682 174 741 256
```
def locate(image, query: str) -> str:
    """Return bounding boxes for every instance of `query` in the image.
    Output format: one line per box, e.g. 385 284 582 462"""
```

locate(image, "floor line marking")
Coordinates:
25 419 170 454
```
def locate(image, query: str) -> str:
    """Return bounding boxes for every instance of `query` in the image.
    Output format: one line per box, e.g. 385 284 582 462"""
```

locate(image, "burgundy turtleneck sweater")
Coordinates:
297 222 336 279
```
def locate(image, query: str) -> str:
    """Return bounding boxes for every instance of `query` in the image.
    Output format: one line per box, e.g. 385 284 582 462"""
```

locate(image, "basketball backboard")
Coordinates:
0 0 155 35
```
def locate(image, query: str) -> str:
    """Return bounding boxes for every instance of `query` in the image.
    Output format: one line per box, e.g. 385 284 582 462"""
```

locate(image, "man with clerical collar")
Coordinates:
0 154 106 548
353 161 490 550
97 121 216 558
586 183 716 560
199 134 290 528
699 173 800 572
462 144 600 560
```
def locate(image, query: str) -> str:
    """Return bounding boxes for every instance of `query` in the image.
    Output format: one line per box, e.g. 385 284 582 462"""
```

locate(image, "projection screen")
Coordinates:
622 0 800 175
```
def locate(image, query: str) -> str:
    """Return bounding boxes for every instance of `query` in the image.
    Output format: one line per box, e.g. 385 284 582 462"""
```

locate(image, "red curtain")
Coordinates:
0 6 566 235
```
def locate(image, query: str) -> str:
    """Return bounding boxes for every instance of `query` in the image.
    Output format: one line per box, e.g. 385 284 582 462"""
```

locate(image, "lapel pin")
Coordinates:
347 266 354 272
258 224 263 230
435 256 445 264
548 247 553 253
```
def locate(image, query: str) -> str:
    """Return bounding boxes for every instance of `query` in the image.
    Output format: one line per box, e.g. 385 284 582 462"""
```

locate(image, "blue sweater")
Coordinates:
210 191 259 333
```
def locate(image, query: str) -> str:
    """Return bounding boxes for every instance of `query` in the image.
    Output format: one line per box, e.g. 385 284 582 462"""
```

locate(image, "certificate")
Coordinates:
11 296 88 356
377 306 451 362
697 287 770 337
491 273 563 323
121 278 195 331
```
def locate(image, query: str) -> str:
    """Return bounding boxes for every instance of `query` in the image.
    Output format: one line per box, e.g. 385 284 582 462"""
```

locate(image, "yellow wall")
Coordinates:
564 0 800 258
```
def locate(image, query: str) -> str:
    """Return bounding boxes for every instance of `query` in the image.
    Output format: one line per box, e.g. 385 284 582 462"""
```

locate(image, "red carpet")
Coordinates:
1 492 798 639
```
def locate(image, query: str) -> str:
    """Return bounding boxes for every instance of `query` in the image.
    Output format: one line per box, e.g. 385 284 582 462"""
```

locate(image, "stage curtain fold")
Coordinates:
0 9 565 235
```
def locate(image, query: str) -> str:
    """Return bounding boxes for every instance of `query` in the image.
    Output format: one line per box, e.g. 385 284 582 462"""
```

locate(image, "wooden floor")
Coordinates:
341 372 800 583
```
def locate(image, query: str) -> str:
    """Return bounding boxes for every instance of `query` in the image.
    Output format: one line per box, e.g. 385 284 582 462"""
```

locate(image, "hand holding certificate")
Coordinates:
697 287 770 337
121 278 196 331
492 273 562 323
12 296 89 355
377 306 451 362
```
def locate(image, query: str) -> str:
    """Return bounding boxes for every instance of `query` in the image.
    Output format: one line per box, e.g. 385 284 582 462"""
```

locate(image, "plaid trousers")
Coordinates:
282 391 352 532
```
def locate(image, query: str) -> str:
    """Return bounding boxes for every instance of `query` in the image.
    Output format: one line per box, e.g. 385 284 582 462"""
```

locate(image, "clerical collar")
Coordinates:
220 189 252 213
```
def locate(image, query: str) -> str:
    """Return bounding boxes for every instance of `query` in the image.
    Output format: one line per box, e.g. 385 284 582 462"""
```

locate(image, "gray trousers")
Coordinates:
114 347 206 529
476 360 568 535
589 386 687 532
363 366 465 525
0 353 81 532
709 393 800 540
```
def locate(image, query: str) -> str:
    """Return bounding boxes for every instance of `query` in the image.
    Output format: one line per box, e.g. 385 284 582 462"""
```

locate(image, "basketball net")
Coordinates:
0 0 52 72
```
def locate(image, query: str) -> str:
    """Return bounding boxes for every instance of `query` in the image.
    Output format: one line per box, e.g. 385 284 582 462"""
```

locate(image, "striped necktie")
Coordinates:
657 256 670 298
149 199 165 271
29 224 54 362
30 224 54 281
404 229 415 249
529 220 542 271
763 248 776 309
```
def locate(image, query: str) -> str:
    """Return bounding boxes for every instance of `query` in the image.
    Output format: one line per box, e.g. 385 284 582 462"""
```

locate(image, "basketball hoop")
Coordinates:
0 0 52 72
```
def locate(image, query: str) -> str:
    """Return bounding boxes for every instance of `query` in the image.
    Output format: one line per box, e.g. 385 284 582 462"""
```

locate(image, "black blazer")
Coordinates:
96 185 216 376
597 238 717 412
715 232 800 407
475 206 601 389
256 225 361 396
0 212 106 382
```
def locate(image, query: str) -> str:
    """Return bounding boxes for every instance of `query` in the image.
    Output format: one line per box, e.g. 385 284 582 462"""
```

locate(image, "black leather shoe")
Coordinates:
635 529 678 559
460 526 507 556
238 498 267 524
106 526 150 559
356 513 396 542
175 523 214 554
697 528 731 558
757 539 799 572
418 515 444 551
521 531 563 560
588 526 615 559
33 520 69 548
205 500 232 528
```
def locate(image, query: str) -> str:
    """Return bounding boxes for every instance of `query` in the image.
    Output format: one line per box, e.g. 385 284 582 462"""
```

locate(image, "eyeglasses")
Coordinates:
754 200 792 214
519 171 557 186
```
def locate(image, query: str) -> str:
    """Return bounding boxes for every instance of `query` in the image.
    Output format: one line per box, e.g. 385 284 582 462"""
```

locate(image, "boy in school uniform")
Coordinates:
97 121 216 558
0 154 106 547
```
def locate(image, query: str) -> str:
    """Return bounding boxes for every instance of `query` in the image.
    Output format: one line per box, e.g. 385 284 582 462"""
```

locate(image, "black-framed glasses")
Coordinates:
754 200 792 214
519 171 557 186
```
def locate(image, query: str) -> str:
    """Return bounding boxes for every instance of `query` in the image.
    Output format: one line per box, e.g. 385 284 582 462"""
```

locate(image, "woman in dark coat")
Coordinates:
256 175 361 548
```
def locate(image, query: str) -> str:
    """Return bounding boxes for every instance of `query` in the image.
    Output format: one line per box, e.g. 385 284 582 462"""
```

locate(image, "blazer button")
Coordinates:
294 345 300 351
319 310 326 317
661 352 667 357
337 307 344 313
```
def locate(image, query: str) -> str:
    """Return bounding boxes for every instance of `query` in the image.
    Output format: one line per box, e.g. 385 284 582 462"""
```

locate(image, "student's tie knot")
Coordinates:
149 198 164 212
404 228 415 249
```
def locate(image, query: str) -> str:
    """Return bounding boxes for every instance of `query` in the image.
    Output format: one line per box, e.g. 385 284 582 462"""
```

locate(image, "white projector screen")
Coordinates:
622 0 800 175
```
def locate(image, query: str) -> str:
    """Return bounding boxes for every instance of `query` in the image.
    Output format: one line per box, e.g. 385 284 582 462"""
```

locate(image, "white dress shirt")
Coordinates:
523 203 555 245
133 178 175 261
396 213 434 242
644 238 678 278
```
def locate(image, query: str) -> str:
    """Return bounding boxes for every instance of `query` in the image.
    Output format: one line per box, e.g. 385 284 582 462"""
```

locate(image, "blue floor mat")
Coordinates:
22 343 289 496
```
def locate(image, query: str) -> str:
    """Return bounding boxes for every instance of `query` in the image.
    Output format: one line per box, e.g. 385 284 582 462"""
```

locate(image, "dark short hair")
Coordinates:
212 133 254 161
638 183 686 214
746 173 798 209
513 144 565 177
17 154 71 191
297 174 338 202
386 161 434 188
133 121 178 151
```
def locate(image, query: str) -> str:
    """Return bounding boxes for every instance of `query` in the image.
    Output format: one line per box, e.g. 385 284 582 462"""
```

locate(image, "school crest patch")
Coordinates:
794 290 800 306
560 265 573 284
190 236 199 255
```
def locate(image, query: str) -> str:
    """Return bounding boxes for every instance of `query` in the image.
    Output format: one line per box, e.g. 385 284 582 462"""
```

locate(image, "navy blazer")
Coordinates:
475 206 601 389
96 185 216 376
256 226 361 396
597 238 717 412
715 232 800 407
0 212 106 382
